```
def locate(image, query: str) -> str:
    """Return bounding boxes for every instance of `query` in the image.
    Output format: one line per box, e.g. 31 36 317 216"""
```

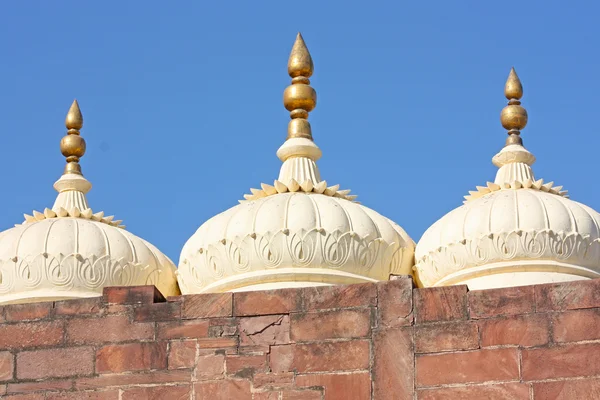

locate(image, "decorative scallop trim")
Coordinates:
22 207 125 229
414 229 600 287
241 179 357 203
463 178 568 203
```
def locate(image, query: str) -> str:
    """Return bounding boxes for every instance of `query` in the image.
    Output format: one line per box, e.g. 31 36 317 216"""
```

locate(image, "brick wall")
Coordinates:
1 277 600 399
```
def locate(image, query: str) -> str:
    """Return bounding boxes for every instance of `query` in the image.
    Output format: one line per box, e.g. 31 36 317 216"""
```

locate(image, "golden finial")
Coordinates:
288 33 314 78
504 67 523 100
283 33 317 140
60 100 86 175
500 67 528 146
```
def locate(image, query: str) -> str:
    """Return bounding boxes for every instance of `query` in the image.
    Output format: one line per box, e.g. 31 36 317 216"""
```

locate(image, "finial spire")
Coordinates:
500 67 528 146
283 32 317 140
61 100 87 175
288 33 314 78
492 68 535 184
276 33 323 186
504 67 523 100
52 100 92 213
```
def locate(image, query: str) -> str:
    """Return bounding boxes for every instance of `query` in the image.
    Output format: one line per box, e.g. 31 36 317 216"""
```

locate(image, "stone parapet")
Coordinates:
1 278 600 399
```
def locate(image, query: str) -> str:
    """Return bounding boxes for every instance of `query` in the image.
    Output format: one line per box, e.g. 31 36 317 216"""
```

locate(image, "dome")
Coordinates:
0 218 178 303
178 192 413 293
415 69 600 289
0 101 179 304
177 34 415 293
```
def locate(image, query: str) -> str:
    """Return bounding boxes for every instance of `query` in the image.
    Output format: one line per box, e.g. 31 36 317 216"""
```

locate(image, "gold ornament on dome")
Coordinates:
22 100 125 228
500 68 528 145
463 68 566 203
241 33 355 203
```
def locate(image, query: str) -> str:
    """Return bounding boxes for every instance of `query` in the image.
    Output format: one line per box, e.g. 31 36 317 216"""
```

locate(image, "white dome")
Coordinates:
178 35 415 293
415 68 600 289
0 100 179 304
416 188 600 289
178 192 414 293
0 217 179 304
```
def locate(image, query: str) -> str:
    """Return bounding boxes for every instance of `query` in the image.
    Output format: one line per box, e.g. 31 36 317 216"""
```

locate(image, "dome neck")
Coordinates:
492 144 536 185
276 138 323 186
52 173 92 213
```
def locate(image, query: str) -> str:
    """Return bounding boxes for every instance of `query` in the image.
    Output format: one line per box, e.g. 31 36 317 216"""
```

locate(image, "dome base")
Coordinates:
179 267 378 294
0 289 101 305
434 260 600 290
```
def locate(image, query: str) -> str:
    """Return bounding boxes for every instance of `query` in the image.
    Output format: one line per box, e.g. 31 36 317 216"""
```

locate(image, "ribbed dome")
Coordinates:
415 68 600 290
178 192 414 293
0 218 179 304
416 190 600 288
177 34 415 293
0 100 179 304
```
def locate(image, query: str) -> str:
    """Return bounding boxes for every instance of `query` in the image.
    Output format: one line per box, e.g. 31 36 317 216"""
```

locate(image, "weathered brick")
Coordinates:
196 354 225 380
269 344 294 373
415 322 478 353
553 308 600 343
281 390 322 400
296 372 371 400
54 297 104 316
197 337 238 352
416 348 519 387
96 342 167 373
534 377 600 400
291 309 371 341
46 391 120 400
157 319 210 339
293 340 370 373
67 315 154 344
209 317 238 337
182 293 232 319
536 279 600 311
7 380 73 394
105 304 133 314
74 370 191 390
2 394 49 400
0 351 13 382
418 383 530 400
469 285 535 318
238 345 270 356
253 392 280 400
253 372 294 389
301 282 377 311
0 321 63 349
133 301 181 322
479 314 550 347
17 347 94 380
169 340 196 369
374 327 414 400
226 354 268 376
522 343 600 380
194 379 252 400
377 276 413 327
103 285 165 304
122 386 190 400
239 315 290 346
234 288 302 316
4 302 53 321
414 285 468 324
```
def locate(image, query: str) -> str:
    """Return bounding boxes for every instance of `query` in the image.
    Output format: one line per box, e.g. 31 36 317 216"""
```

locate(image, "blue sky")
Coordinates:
1 1 598 262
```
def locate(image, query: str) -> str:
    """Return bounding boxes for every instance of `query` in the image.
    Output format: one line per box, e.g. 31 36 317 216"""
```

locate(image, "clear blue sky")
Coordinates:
1 1 598 263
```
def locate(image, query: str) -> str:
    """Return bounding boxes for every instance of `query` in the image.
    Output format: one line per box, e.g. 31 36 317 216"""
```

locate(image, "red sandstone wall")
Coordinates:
0 277 600 399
